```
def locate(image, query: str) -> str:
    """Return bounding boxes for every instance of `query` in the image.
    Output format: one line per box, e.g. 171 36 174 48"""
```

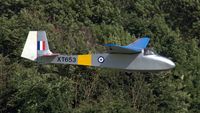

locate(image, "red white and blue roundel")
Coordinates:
37 41 46 50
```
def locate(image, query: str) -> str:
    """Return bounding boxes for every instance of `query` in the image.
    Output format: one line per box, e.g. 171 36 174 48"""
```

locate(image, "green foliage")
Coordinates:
0 0 200 113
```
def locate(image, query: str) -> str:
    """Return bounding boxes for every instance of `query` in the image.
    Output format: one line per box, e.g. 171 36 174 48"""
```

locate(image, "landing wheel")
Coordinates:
125 72 132 76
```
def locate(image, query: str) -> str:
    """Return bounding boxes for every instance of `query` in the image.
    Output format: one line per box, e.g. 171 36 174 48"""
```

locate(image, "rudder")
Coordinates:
21 31 53 61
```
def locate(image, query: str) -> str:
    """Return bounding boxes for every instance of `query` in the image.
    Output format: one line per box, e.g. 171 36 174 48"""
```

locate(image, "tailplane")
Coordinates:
21 31 53 61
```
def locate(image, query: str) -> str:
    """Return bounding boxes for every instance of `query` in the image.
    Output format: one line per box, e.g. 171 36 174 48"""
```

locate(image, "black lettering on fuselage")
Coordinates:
73 57 76 62
62 57 65 62
57 56 76 63
57 57 62 62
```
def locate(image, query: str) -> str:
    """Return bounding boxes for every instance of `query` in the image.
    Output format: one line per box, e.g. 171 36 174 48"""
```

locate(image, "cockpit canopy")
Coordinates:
144 48 156 55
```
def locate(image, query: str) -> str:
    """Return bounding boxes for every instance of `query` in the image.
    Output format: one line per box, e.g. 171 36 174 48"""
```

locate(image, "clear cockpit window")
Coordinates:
144 48 155 55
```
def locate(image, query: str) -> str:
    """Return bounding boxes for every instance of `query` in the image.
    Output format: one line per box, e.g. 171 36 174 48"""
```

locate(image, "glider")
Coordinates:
21 31 175 72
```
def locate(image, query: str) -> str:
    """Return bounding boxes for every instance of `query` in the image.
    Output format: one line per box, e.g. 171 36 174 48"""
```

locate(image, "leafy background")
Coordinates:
0 0 200 113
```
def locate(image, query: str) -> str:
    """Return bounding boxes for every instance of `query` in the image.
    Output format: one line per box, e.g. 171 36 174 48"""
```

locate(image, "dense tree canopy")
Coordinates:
0 0 200 113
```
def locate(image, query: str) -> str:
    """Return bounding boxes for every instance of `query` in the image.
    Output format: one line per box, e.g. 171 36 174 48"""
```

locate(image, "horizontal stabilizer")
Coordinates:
39 53 60 58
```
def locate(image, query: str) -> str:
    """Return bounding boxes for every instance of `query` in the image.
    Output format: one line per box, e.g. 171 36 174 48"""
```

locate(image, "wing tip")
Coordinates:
126 36 150 50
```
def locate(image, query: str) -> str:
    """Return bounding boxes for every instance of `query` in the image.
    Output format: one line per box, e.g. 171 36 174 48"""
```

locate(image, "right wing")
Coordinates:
104 37 150 54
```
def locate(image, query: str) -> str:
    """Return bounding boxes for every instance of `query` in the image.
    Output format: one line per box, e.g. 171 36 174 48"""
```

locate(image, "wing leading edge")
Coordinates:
104 37 150 54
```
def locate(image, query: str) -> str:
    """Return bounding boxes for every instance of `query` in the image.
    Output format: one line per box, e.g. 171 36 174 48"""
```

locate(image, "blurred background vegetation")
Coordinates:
0 0 200 113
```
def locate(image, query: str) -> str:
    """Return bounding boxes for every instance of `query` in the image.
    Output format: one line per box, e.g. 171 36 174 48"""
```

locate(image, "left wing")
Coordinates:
104 37 150 54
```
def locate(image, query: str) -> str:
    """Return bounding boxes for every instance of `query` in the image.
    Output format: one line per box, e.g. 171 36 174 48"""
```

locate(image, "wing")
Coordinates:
104 37 150 54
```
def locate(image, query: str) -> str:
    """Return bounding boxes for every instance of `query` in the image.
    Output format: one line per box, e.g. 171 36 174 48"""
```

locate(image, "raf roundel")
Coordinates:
98 56 105 63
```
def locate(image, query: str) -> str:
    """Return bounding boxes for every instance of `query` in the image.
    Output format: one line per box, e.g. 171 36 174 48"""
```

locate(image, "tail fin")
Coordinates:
21 31 53 61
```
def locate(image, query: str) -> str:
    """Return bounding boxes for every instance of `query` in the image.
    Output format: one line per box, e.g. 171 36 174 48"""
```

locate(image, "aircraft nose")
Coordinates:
152 56 176 70
140 55 176 71
165 58 175 69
